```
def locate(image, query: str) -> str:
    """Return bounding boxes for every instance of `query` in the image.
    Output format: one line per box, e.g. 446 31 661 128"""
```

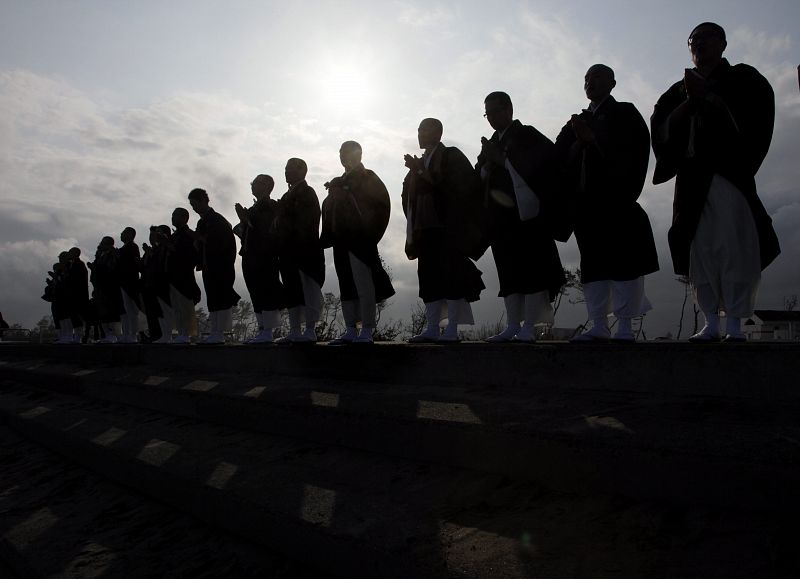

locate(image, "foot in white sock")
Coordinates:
353 327 374 344
486 324 520 343
330 327 358 345
571 321 611 342
513 324 537 343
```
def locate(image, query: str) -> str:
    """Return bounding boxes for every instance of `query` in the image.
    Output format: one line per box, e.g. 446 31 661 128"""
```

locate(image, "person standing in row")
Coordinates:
651 22 779 342
402 118 485 343
188 188 241 345
89 236 124 343
117 227 143 343
555 64 659 342
142 225 175 343
167 208 201 343
234 174 284 344
274 158 325 344
323 141 395 345
477 91 565 343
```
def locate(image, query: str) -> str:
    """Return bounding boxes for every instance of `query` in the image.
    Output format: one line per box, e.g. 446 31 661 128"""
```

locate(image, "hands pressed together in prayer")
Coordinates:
404 154 423 172
570 115 596 145
234 202 250 225
480 137 506 166
683 68 709 100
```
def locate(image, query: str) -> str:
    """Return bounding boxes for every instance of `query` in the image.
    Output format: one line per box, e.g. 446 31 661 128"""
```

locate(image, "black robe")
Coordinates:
116 242 142 308
275 181 325 309
140 244 168 339
90 249 124 324
66 258 90 325
651 58 780 275
235 197 283 313
476 120 565 299
321 164 395 303
167 226 201 304
402 143 485 303
196 208 241 312
554 96 659 283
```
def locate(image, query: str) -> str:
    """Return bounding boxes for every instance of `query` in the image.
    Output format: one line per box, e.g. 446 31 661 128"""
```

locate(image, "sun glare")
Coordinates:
314 59 373 114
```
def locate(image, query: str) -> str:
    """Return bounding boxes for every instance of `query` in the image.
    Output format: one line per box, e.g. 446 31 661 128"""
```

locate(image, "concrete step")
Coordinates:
0 383 498 577
2 347 800 511
3 341 800 399
2 381 796 578
0 424 315 578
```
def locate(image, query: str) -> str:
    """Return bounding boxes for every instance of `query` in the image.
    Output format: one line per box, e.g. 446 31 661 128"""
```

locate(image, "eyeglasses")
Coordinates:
688 32 722 46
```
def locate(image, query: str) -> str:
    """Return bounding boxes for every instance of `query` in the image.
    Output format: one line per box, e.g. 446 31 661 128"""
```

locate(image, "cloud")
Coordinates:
1 10 798 336
396 2 456 28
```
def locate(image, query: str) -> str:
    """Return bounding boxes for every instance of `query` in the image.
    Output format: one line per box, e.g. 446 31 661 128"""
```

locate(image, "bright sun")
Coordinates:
314 58 373 114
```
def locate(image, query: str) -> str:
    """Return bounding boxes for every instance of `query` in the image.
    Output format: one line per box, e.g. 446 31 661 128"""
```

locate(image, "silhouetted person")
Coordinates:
88 236 124 343
322 141 395 344
67 247 90 341
167 208 201 343
0 311 9 341
188 188 241 344
117 227 143 343
274 158 325 343
402 118 485 342
42 263 61 340
234 174 284 343
554 65 659 342
82 296 102 343
476 91 565 343
652 22 780 342
141 225 174 343
53 251 80 344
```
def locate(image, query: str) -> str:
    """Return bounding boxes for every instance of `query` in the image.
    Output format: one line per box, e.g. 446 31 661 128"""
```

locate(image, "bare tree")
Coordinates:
405 301 427 339
315 292 343 342
231 300 257 342
554 268 580 317
785 295 798 311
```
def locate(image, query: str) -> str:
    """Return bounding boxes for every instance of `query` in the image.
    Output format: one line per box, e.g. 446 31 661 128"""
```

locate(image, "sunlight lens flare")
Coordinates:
315 61 372 114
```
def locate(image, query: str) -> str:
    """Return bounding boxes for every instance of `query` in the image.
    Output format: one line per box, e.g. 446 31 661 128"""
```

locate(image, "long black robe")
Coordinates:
196 208 241 312
167 226 201 304
476 120 565 299
90 249 124 323
321 164 395 303
66 258 90 325
402 143 485 303
651 58 780 275
275 181 326 309
554 96 659 283
116 242 142 308
235 197 283 313
140 244 168 339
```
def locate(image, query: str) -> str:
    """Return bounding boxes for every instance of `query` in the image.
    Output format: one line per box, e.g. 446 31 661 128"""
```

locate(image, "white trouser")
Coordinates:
157 297 174 339
504 291 553 325
120 289 140 338
343 252 377 328
170 285 197 337
689 174 760 318
582 278 651 321
260 309 281 329
298 271 323 326
209 309 232 335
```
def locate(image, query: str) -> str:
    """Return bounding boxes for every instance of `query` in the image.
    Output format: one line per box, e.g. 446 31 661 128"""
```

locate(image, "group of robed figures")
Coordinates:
42 22 780 345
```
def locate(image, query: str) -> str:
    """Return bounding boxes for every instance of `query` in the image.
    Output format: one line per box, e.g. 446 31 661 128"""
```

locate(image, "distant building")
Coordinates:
743 310 800 341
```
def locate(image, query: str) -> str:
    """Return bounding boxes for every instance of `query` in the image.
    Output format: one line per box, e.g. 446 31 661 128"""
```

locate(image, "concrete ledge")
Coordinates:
2 352 799 511
3 341 800 399
0 389 443 579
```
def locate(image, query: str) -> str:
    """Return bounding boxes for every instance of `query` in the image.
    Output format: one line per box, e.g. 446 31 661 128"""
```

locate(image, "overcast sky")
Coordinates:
1 0 798 337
